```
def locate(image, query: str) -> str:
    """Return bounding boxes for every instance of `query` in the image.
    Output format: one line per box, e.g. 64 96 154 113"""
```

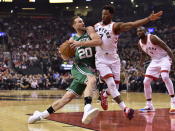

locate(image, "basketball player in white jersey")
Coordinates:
94 5 163 119
137 26 175 113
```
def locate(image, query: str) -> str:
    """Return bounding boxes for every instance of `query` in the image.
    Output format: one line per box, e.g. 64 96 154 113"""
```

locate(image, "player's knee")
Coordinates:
108 81 116 90
88 75 96 85
161 72 170 83
105 77 116 89
143 77 152 87
162 75 169 82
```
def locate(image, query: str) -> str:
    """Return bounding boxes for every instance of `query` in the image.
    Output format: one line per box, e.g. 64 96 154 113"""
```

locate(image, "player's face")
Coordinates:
102 9 112 24
137 28 145 39
73 17 86 31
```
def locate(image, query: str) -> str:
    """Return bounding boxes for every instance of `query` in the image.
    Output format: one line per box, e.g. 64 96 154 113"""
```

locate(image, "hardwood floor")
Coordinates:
0 90 173 131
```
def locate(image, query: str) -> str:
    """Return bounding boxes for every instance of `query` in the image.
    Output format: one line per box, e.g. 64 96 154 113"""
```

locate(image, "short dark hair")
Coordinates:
71 16 79 26
103 5 115 14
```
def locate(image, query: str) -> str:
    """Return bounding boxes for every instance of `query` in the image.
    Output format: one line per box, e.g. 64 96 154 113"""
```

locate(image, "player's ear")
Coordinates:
72 23 76 30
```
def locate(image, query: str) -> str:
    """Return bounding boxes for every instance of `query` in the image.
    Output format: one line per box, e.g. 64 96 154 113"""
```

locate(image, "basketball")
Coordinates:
59 40 75 58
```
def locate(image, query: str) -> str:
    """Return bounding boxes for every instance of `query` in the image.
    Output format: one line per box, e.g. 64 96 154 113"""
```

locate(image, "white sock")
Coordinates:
84 104 92 112
171 97 175 103
146 101 153 107
42 110 50 118
103 91 108 97
119 101 126 110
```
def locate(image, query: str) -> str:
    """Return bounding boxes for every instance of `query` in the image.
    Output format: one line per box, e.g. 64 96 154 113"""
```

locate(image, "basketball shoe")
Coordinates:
82 104 99 124
124 107 134 120
100 90 108 110
139 105 155 113
28 111 43 124
169 103 175 114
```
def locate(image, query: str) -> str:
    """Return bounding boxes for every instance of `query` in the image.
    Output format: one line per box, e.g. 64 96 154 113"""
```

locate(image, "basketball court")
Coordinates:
0 90 174 131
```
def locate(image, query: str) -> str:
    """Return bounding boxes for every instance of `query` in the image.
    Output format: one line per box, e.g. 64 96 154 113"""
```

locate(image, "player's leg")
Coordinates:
160 57 175 113
139 61 158 112
139 76 155 112
96 63 112 110
96 76 108 102
161 71 175 113
73 65 99 124
28 65 86 124
82 75 99 124
111 56 121 90
28 90 76 124
104 76 134 120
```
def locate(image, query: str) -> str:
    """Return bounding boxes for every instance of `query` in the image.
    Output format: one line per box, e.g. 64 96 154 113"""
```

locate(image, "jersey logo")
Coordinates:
146 47 156 54
96 27 111 39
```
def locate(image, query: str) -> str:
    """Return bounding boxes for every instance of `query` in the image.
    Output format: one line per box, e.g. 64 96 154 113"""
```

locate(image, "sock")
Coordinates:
171 96 175 103
119 101 126 110
146 100 153 106
47 106 55 114
84 104 92 112
103 91 109 97
42 110 50 118
84 97 92 105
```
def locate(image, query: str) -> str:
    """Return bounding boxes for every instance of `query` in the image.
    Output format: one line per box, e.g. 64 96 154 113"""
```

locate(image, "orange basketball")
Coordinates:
59 40 75 58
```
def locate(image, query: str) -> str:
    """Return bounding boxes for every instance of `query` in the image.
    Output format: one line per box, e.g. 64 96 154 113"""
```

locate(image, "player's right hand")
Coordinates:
148 11 163 21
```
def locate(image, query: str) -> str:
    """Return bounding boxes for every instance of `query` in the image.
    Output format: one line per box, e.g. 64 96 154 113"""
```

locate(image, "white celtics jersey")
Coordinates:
139 34 168 59
94 22 119 54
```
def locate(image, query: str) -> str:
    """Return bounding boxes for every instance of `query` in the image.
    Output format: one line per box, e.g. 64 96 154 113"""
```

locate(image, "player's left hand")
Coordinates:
148 11 163 21
70 41 82 48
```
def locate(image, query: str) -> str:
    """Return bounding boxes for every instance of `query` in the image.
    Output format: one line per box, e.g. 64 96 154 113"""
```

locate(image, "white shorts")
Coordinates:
95 53 120 82
145 56 172 79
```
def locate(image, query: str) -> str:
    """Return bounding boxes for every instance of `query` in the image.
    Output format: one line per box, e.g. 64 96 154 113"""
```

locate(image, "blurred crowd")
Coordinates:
0 13 175 92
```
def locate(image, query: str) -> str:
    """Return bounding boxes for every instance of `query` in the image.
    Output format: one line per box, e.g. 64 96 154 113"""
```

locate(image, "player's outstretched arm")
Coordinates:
70 26 102 48
113 11 163 34
151 35 175 64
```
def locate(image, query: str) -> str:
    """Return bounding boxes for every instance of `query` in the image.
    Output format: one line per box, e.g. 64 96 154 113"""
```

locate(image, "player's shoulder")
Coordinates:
94 22 102 27
150 34 159 40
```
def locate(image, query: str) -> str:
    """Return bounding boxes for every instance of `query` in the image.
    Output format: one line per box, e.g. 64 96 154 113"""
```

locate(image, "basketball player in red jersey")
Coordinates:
137 26 175 113
94 5 163 119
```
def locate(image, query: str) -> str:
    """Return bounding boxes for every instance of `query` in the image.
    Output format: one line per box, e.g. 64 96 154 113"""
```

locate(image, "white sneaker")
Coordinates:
139 105 155 113
28 111 43 124
170 103 175 114
82 104 99 124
